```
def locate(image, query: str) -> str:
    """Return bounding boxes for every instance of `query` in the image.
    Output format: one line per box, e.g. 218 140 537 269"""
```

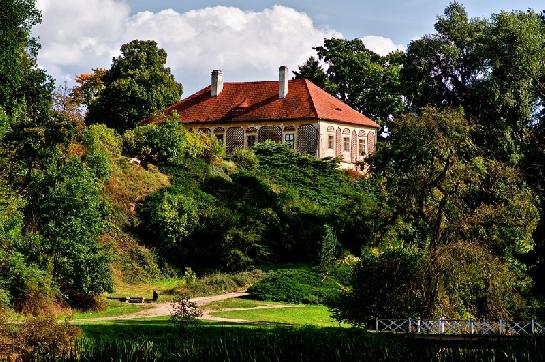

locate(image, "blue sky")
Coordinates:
125 1 544 45
35 0 544 95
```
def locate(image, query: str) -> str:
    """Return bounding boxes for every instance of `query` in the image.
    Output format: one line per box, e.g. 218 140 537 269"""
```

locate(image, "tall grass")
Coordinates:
18 326 545 361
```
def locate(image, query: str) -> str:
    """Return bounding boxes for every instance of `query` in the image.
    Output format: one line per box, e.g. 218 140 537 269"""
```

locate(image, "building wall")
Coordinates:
317 120 377 169
186 120 318 155
186 120 378 168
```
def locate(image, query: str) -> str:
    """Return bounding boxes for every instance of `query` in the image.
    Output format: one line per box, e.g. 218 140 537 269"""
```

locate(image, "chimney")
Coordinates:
279 66 288 99
211 70 224 97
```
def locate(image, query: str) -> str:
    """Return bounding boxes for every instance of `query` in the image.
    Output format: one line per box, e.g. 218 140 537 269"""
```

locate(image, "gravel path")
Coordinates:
82 291 249 322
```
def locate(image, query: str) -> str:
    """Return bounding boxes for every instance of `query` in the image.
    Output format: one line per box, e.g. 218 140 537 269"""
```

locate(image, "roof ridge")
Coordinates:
303 79 319 119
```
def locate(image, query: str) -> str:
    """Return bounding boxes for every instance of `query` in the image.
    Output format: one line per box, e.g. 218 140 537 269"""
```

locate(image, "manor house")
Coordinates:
157 66 379 169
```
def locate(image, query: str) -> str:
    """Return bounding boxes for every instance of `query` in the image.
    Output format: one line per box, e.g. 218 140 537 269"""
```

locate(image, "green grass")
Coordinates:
211 304 348 327
73 300 153 320
203 297 285 310
73 320 545 362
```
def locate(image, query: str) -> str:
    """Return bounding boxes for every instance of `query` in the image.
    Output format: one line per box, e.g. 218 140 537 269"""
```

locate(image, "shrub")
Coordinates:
83 124 122 158
231 148 258 170
316 224 340 272
170 297 203 330
15 314 81 359
248 268 343 304
0 289 10 308
171 270 265 297
333 248 427 325
123 115 224 166
138 189 200 247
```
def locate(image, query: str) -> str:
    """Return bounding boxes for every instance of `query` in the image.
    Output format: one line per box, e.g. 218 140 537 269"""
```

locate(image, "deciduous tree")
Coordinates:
86 40 183 132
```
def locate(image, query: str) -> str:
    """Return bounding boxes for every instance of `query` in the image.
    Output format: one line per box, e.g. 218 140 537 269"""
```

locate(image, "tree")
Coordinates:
336 107 538 322
71 68 107 112
292 56 328 89
295 38 406 125
28 156 112 306
86 40 183 133
402 3 545 165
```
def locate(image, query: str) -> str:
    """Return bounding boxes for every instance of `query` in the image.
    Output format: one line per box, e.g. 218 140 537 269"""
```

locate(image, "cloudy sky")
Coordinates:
34 0 544 96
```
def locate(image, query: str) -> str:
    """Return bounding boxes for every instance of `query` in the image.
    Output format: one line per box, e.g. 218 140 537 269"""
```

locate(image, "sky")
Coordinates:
33 0 544 96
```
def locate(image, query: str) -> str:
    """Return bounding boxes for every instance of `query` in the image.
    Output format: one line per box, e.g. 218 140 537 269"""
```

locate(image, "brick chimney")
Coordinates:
279 66 288 99
211 70 224 97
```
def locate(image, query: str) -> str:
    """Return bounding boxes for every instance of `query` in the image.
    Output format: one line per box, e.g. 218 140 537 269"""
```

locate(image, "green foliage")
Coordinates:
248 268 344 304
317 225 340 272
231 147 258 170
124 116 224 166
0 107 8 140
86 40 182 132
171 270 265 297
334 248 427 323
0 250 55 314
296 38 406 124
83 124 122 158
434 242 532 319
28 156 112 305
292 56 329 89
336 107 539 322
402 3 545 165
84 151 112 181
140 190 200 247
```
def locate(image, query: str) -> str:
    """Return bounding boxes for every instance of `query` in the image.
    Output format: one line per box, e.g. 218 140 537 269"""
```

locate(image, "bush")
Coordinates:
248 268 343 304
333 248 427 325
316 224 340 272
170 297 203 330
123 115 224 166
171 270 265 297
231 148 258 170
15 314 81 359
83 124 122 158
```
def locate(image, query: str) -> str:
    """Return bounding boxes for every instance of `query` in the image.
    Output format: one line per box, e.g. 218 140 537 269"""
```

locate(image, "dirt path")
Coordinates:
82 291 249 322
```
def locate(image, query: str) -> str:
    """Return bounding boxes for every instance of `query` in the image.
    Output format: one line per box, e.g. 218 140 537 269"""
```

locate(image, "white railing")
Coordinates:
375 318 544 335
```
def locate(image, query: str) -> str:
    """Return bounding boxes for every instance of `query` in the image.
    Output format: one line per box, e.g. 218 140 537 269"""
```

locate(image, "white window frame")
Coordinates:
284 132 295 148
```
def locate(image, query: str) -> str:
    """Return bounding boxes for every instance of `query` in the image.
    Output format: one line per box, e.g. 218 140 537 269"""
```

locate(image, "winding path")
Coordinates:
82 292 250 322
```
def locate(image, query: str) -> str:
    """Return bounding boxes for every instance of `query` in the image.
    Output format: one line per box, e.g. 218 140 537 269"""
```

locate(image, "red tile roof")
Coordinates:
154 79 379 128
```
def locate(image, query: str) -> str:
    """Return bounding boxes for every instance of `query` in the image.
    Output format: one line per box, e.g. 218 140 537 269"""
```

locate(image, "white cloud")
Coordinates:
33 1 340 95
360 35 406 56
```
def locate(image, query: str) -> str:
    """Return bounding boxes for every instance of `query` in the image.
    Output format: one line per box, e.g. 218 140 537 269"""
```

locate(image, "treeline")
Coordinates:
294 4 545 321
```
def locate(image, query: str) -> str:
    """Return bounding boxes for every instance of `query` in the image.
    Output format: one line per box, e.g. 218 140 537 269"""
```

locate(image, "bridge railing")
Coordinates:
375 318 544 335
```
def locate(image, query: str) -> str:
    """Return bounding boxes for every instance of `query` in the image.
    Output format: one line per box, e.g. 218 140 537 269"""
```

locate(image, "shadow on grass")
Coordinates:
78 319 295 341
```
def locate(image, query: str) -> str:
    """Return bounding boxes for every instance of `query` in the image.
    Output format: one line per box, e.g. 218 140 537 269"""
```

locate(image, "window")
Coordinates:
215 134 224 143
284 133 295 148
359 138 366 156
343 137 350 152
328 135 334 149
247 134 256 147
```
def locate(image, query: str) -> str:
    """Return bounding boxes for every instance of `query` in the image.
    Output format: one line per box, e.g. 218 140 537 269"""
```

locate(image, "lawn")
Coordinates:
210 304 348 327
203 297 285 310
